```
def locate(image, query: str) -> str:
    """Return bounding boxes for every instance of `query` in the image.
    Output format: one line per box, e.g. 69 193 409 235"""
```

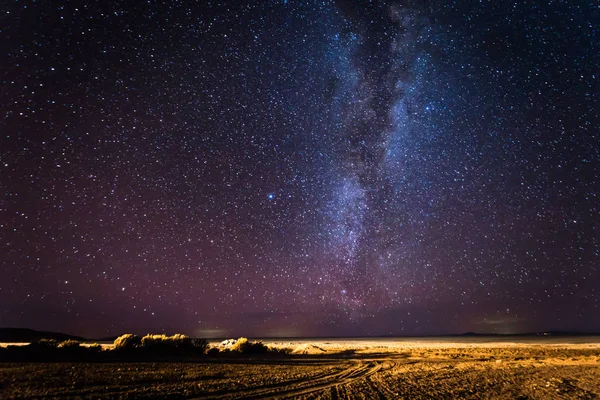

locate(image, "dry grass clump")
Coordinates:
114 333 142 350
141 334 193 349
229 337 256 352
219 337 289 355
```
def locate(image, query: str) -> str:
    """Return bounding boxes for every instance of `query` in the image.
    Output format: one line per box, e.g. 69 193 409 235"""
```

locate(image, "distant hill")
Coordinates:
458 331 600 337
0 328 85 343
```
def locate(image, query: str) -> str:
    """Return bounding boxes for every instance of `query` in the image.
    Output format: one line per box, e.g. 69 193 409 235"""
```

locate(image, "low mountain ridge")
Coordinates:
0 328 84 343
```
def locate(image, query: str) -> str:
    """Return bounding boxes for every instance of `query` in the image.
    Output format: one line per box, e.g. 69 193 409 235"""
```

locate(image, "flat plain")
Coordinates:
1 337 599 399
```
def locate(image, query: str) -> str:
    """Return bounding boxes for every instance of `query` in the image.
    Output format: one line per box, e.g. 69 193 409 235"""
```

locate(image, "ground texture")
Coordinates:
1 339 599 399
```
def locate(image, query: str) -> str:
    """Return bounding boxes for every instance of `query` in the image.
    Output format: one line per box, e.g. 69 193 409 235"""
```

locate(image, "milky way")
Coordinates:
1 1 599 337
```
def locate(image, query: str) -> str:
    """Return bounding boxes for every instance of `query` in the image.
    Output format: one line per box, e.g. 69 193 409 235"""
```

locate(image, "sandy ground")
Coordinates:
1 337 600 399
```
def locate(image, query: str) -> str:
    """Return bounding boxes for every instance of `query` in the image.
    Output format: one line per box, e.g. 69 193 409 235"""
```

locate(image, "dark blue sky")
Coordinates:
1 0 598 337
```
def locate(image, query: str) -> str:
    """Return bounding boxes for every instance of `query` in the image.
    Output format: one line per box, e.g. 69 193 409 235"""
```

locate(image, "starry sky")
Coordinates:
1 0 599 338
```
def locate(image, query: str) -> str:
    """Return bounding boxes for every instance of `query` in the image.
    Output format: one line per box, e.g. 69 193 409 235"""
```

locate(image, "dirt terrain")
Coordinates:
1 338 599 399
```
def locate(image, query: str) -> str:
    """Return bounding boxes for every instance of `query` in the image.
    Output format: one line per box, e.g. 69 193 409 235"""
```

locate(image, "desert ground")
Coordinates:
1 337 600 399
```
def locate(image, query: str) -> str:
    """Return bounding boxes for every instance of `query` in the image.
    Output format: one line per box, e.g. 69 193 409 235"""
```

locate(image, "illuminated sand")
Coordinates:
257 336 600 353
1 337 599 399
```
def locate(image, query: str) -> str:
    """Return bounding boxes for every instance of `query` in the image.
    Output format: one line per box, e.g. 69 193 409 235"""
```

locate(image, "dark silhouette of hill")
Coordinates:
0 328 84 343
457 331 600 337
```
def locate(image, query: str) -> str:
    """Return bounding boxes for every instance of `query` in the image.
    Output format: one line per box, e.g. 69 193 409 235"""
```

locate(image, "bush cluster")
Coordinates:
0 333 290 361
230 337 267 353
112 333 208 355
113 333 141 350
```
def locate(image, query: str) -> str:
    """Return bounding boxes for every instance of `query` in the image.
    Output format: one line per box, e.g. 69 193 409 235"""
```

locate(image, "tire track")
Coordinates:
243 359 397 399
196 362 348 400
366 376 389 400
202 361 359 399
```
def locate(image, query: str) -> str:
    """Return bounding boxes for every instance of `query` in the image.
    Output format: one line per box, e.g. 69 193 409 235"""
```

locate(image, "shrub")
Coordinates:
229 337 249 352
230 337 271 354
58 339 81 349
114 334 141 350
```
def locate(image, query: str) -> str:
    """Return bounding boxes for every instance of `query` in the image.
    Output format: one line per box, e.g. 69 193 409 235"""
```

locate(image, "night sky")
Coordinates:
1 1 599 338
